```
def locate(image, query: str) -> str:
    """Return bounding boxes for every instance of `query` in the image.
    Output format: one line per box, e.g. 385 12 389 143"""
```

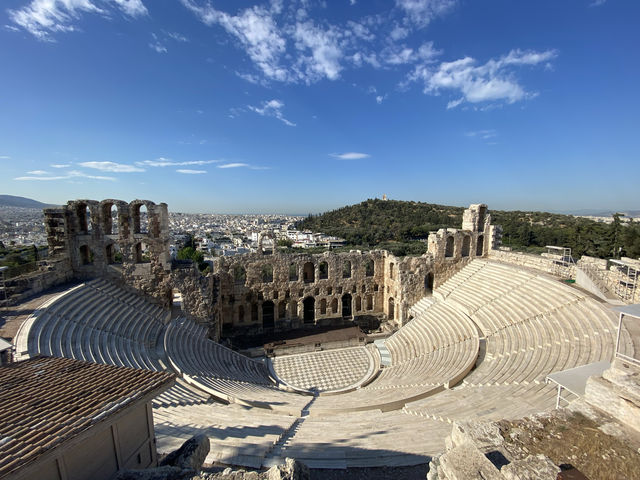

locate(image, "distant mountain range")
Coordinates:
0 195 56 209
566 209 640 218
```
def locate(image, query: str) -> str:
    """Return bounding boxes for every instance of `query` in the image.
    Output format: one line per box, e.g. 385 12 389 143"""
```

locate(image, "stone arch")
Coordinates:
76 202 91 234
476 235 484 256
425 272 434 293
365 259 374 277
278 300 287 319
331 298 338 314
133 242 148 264
341 293 352 317
445 236 454 257
262 300 275 329
105 242 122 264
79 245 93 265
461 235 471 257
233 265 246 284
261 264 273 283
131 201 150 235
389 262 394 278
366 294 373 310
238 305 245 323
289 263 299 281
388 297 395 320
303 261 314 283
319 261 328 280
355 295 362 312
290 300 298 318
303 297 315 323
257 231 275 255
320 298 327 315
342 261 352 279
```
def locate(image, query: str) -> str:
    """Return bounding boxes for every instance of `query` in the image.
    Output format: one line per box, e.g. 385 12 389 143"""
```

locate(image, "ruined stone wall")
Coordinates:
2 258 74 306
488 249 576 279
214 250 387 336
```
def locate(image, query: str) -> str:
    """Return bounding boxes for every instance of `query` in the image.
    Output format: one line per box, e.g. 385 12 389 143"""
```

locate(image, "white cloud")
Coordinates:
14 170 116 181
293 21 344 82
26 170 49 175
78 161 144 172
50 163 71 168
0 155 10 159
408 48 557 108
137 158 220 167
8 0 147 40
466 129 497 139
167 31 189 42
330 152 371 160
176 169 207 174
375 95 385 104
590 0 607 6
218 163 250 169
396 0 457 27
248 99 296 126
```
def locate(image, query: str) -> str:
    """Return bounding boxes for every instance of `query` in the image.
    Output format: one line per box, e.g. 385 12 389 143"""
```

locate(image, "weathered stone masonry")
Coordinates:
41 199 500 341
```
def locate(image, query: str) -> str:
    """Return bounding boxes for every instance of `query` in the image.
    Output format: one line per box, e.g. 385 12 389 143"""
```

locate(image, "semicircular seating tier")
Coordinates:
164 317 311 415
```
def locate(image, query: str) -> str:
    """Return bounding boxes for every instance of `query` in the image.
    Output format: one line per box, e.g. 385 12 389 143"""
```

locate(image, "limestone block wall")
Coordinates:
489 249 576 278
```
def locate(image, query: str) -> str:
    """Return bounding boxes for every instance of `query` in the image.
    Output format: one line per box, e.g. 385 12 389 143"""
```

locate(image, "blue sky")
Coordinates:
1 0 638 214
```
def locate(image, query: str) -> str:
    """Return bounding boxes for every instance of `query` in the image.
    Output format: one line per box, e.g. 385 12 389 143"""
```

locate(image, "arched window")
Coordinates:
331 298 338 314
303 262 314 283
320 298 327 315
389 262 394 278
238 305 245 323
77 204 90 233
262 264 273 283
476 235 484 256
365 259 374 277
278 300 287 319
366 294 373 310
289 263 299 281
290 300 298 318
342 261 351 279
105 243 122 264
461 235 470 257
445 236 454 257
355 296 362 311
388 297 395 320
319 261 328 280
251 303 258 322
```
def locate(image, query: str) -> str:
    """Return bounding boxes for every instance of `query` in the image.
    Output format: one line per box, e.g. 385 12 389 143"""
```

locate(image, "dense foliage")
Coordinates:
297 199 640 259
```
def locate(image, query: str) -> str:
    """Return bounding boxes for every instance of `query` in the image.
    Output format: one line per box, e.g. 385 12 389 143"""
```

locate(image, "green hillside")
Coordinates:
297 199 640 259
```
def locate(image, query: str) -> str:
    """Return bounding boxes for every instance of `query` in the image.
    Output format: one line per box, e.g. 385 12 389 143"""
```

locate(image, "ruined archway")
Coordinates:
76 203 91 234
261 264 273 283
303 262 314 283
355 295 362 312
425 272 434 293
342 261 351 278
105 243 122 264
320 298 327 315
331 298 338 315
476 235 484 256
303 297 315 323
461 235 470 257
445 236 454 257
341 293 352 318
388 297 395 320
79 245 93 265
319 261 328 280
365 259 374 277
262 301 275 329
289 263 299 281
238 305 245 323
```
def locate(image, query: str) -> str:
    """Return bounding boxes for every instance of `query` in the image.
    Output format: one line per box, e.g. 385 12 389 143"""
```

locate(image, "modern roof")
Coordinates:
612 304 640 319
0 338 11 352
0 356 174 477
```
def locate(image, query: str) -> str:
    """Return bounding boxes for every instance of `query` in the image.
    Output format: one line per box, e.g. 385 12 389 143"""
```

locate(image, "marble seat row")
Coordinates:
24 280 165 371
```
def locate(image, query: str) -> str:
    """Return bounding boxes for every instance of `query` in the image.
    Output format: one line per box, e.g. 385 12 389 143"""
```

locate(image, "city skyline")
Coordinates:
1 0 639 214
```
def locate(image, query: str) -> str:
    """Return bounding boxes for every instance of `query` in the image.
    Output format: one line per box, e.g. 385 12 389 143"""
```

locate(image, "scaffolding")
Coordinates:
545 246 575 279
608 259 639 303
0 266 8 309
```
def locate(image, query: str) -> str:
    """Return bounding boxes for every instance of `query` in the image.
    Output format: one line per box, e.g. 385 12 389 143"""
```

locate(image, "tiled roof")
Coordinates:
0 356 174 477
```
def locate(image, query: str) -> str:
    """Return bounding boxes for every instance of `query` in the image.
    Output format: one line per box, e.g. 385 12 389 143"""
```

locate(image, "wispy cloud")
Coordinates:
137 158 220 167
149 33 167 54
8 0 147 41
589 0 607 6
466 129 497 139
217 163 250 169
176 169 207 174
26 170 49 175
330 152 371 160
248 99 296 126
395 0 457 27
50 163 71 168
78 161 144 172
15 170 116 181
407 48 557 108
0 155 10 160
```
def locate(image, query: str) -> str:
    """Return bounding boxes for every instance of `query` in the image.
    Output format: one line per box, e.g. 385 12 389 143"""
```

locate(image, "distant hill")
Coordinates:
297 198 640 259
0 195 54 209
